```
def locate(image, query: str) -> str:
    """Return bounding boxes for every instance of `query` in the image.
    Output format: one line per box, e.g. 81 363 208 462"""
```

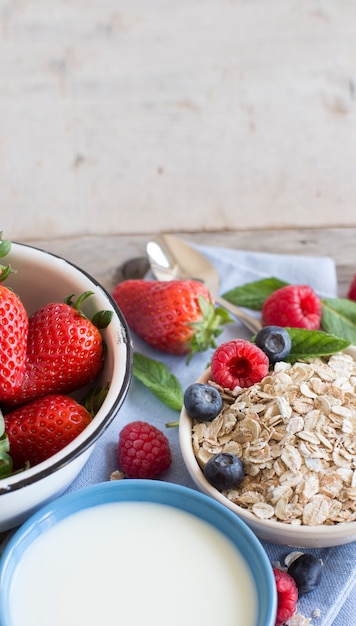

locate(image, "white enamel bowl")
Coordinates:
0 480 277 626
0 242 132 532
179 351 356 548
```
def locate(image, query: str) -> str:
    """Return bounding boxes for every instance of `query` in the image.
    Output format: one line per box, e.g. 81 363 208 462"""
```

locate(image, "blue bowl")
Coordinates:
0 481 276 626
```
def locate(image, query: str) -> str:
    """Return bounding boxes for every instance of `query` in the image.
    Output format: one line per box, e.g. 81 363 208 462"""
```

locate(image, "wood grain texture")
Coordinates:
1 1 356 239
24 227 356 297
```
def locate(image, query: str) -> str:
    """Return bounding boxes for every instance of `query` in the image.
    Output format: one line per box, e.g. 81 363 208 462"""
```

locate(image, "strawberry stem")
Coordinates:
0 409 13 478
165 420 179 428
80 383 110 417
64 291 94 309
186 295 233 363
0 231 15 283
92 310 113 329
0 232 11 259
64 292 113 328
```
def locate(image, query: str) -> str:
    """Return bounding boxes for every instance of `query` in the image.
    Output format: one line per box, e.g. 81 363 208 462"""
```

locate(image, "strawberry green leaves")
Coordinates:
80 383 110 417
64 291 113 328
133 352 183 410
0 233 11 259
188 296 232 363
0 410 13 479
0 231 13 282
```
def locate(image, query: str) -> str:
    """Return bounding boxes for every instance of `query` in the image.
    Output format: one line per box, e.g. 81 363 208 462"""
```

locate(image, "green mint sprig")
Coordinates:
223 277 356 344
133 352 183 411
223 277 288 311
321 298 356 344
285 328 350 361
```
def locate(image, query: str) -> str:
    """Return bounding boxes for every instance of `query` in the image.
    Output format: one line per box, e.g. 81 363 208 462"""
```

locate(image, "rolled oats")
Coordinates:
192 352 356 525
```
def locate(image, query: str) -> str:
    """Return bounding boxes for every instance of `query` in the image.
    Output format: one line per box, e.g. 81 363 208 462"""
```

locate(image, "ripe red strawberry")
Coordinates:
6 292 111 407
4 394 92 469
273 568 298 625
211 339 269 390
112 279 230 360
0 284 29 403
262 285 322 330
348 274 356 301
118 420 171 478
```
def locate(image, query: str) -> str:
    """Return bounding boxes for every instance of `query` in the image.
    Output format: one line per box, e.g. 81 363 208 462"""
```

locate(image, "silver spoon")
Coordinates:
146 234 262 334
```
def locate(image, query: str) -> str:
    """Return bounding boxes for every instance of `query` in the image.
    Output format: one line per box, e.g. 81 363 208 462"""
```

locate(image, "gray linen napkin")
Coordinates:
66 243 354 626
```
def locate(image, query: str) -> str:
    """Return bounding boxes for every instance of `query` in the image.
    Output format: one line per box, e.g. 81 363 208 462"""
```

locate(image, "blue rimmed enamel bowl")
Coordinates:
0 480 276 626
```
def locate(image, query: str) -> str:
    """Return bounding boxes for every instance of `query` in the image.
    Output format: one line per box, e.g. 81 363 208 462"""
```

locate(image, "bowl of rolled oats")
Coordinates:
179 346 356 548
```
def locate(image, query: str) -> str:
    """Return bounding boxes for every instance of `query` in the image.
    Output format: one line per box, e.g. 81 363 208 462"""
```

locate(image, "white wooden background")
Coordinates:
1 0 356 241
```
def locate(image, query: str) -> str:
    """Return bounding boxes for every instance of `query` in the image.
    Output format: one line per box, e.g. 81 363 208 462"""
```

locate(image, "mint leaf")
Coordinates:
222 277 288 311
133 352 183 410
285 327 350 361
321 298 356 344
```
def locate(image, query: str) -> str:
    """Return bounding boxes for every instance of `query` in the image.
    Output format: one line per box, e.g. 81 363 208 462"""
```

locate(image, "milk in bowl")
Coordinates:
0 481 276 626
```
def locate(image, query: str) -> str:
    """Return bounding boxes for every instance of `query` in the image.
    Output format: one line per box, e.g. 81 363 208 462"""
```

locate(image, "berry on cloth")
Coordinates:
4 394 92 469
287 553 322 596
273 568 298 626
347 273 356 301
183 383 222 422
254 325 292 364
262 285 322 330
112 279 231 360
203 452 244 490
117 421 171 479
211 339 269 390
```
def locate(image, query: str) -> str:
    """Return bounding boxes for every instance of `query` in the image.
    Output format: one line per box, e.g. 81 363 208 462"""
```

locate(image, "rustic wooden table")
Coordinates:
25 227 355 297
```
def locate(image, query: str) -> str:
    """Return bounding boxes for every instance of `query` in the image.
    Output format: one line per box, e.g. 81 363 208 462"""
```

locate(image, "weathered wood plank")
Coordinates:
1 1 356 239
24 227 356 296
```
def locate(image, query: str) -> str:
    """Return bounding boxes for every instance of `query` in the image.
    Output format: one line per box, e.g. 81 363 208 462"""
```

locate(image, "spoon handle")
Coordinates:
215 295 262 334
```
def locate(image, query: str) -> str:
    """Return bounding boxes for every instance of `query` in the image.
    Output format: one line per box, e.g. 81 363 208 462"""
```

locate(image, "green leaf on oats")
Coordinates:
321 298 356 344
133 352 183 410
222 277 288 311
285 327 350 361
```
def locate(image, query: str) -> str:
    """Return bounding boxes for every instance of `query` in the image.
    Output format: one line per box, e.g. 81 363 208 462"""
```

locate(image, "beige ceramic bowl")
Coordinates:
0 242 132 532
179 347 356 548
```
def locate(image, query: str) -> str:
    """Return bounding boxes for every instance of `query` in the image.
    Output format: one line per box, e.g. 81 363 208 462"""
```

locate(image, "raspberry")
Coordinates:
348 274 356 301
118 421 171 479
211 339 269 390
262 285 322 330
273 568 298 625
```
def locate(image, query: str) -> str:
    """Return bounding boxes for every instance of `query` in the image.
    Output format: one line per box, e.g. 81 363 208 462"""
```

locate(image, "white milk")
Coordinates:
9 501 257 626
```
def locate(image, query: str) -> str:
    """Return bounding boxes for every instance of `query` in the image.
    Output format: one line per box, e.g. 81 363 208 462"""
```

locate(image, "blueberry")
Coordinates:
184 383 223 422
204 452 244 490
254 325 292 364
287 553 322 595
